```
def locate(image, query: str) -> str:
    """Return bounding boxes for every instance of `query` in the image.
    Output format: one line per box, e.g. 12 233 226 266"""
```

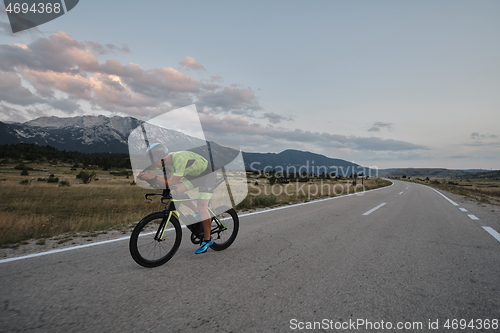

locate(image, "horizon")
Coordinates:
1 1 499 169
2 125 498 173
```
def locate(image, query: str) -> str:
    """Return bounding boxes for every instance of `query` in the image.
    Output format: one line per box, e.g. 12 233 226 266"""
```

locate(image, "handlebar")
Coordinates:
145 187 172 202
143 176 227 202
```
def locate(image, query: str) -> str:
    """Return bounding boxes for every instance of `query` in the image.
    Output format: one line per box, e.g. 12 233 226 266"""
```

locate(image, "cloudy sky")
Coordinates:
0 1 499 169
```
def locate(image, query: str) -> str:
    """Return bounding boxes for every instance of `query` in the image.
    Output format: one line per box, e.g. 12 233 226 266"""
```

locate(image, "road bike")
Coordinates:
129 177 239 268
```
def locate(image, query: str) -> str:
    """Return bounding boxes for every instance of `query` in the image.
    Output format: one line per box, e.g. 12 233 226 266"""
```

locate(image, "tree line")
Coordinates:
0 143 131 169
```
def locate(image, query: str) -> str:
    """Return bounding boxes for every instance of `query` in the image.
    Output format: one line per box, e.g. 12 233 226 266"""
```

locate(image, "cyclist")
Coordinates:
137 143 216 254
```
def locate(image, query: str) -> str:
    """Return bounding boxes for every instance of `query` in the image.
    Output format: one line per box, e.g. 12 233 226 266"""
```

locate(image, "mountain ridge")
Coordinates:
0 115 374 175
0 116 143 154
4 115 495 178
243 149 375 176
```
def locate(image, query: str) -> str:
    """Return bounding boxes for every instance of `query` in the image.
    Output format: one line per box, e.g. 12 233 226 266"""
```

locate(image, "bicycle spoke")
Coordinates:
209 207 239 251
129 212 182 267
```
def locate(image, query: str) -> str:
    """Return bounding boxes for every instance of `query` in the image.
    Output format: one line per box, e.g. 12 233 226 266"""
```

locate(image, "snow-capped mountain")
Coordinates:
1 115 233 156
0 115 143 153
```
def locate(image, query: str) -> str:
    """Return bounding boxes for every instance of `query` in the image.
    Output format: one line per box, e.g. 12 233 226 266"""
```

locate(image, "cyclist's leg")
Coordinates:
197 173 216 241
172 178 198 213
197 198 211 241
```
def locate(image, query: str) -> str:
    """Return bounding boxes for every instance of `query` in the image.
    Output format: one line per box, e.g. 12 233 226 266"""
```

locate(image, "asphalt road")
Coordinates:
1 180 500 332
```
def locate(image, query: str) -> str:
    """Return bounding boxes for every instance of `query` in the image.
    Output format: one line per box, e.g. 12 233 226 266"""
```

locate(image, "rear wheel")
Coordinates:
129 212 182 267
209 206 239 251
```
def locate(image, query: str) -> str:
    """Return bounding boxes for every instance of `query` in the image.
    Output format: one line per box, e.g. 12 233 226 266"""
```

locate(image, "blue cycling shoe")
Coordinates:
195 238 214 254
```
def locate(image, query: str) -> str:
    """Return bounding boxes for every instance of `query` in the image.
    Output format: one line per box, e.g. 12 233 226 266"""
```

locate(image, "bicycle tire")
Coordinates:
209 206 239 251
129 212 182 267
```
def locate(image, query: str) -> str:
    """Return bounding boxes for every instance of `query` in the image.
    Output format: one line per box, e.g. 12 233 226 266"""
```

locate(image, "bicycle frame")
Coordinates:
146 189 228 241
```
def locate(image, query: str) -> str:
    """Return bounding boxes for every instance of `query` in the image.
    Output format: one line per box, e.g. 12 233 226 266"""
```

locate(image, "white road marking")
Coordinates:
399 191 404 194
459 208 468 212
0 227 182 264
1 181 396 264
429 188 459 206
468 214 479 220
362 203 386 216
482 227 500 243
0 236 131 264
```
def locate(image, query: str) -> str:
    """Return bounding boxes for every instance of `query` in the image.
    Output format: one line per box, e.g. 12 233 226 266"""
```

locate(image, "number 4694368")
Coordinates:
5 2 62 14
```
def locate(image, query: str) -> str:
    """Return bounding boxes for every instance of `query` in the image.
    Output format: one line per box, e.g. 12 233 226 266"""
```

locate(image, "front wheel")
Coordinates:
129 212 182 268
210 206 239 251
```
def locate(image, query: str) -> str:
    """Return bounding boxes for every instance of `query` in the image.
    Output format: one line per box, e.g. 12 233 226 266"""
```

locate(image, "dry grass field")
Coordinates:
0 162 163 246
0 160 391 247
397 177 500 206
238 177 391 209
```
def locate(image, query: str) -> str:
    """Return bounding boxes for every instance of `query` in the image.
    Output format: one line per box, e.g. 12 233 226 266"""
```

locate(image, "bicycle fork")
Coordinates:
154 210 178 241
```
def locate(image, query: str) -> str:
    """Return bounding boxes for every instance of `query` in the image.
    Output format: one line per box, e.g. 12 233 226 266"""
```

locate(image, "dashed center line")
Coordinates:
459 208 468 212
468 214 479 220
363 203 386 216
399 191 404 194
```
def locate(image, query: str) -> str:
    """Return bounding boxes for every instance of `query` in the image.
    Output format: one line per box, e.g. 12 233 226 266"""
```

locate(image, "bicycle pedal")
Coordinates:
190 233 202 244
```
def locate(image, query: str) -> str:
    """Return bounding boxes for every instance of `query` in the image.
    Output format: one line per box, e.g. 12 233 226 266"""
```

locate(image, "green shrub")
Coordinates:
15 164 33 170
77 170 97 184
19 179 30 185
109 170 132 177
236 197 252 210
252 196 277 207
47 174 59 183
20 168 29 176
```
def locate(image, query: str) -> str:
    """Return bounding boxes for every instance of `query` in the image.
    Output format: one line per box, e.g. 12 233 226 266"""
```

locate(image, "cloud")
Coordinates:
210 75 222 82
46 98 81 113
179 56 205 70
199 112 428 152
368 122 393 132
465 142 500 147
84 41 130 55
197 85 260 113
470 132 497 140
262 112 293 124
0 32 429 157
0 103 46 123
466 132 499 147
0 32 100 73
0 33 260 117
0 71 44 105
0 104 25 122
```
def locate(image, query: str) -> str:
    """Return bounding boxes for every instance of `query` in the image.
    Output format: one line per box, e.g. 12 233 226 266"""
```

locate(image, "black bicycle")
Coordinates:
129 179 239 268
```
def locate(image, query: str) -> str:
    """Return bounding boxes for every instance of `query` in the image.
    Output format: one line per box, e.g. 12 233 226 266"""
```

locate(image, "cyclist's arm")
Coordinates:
138 172 169 187
168 175 183 186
